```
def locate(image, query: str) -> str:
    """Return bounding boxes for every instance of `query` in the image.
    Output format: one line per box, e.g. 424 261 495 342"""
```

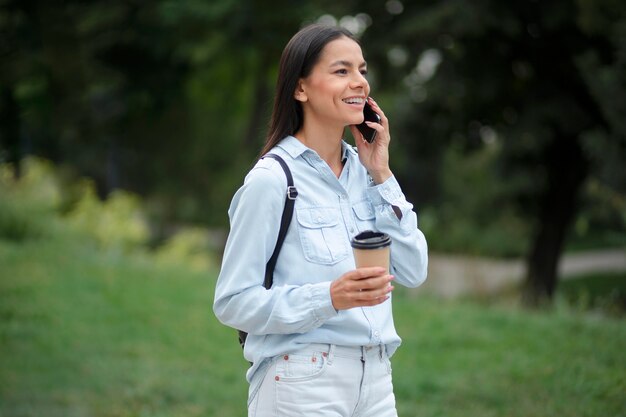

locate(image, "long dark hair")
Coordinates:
260 24 358 157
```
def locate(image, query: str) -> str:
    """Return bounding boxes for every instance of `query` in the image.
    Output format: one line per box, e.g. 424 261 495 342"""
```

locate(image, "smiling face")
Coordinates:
294 36 370 130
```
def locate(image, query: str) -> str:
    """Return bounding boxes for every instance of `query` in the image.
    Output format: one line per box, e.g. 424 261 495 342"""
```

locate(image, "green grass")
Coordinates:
392 289 626 416
0 238 247 417
559 271 626 315
1 238 625 417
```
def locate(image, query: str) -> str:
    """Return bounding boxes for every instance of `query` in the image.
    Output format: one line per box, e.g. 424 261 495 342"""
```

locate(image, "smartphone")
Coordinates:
356 101 381 143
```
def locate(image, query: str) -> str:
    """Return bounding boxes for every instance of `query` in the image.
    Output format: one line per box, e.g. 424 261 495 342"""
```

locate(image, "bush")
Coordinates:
0 157 151 254
154 226 216 271
65 180 150 253
421 143 530 258
567 178 626 252
0 157 225 264
0 157 62 241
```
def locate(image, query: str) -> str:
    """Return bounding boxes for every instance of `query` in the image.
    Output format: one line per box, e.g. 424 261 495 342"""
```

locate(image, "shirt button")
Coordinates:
316 217 323 223
374 330 381 337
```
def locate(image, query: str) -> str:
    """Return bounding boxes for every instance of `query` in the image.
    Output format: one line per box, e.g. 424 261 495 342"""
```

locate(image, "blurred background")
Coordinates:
1 1 625 416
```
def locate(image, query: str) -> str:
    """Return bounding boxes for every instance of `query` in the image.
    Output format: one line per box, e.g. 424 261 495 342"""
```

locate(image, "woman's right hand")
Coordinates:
330 267 394 310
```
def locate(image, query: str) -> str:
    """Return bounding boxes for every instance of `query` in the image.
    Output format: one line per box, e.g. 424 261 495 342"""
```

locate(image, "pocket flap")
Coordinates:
297 208 339 228
352 201 375 220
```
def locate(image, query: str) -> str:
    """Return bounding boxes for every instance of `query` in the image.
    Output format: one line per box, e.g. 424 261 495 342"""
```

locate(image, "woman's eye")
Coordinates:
361 69 368 76
335 69 348 75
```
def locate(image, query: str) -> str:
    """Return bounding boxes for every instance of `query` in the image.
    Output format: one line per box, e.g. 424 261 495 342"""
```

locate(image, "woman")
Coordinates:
214 24 428 417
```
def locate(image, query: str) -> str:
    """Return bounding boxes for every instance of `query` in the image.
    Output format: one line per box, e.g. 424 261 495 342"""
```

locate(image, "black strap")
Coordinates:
238 153 297 349
262 153 297 289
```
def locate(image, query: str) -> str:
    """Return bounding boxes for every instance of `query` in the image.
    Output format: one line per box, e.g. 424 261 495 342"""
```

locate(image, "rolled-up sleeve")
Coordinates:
366 175 428 288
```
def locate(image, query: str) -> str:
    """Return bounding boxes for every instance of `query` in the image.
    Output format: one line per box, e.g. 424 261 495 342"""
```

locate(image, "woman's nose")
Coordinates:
350 72 368 89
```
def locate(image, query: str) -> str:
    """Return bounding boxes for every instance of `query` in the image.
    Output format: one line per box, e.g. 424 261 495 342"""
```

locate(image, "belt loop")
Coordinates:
327 344 335 365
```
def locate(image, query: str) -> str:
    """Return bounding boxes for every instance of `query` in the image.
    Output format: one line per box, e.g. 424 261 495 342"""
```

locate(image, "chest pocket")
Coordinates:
352 200 376 232
296 207 349 265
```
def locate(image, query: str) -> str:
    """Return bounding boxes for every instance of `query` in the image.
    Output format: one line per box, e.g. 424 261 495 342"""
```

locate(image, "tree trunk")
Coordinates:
522 133 588 306
0 86 21 177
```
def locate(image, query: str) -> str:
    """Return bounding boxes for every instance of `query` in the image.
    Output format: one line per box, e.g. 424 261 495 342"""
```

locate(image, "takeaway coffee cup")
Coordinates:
350 230 391 272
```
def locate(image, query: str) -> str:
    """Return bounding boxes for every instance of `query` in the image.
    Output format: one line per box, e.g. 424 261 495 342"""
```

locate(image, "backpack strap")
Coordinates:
262 153 297 288
238 153 297 350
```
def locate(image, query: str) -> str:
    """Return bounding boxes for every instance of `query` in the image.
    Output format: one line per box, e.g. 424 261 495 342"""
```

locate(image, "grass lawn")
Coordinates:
559 271 626 314
1 238 625 417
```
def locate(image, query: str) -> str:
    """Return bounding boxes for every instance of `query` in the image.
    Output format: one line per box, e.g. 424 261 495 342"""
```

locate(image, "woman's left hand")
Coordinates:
349 97 393 184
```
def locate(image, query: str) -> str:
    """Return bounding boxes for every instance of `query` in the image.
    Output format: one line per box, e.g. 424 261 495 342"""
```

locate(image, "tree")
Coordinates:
3 0 624 303
0 0 324 227
358 0 626 305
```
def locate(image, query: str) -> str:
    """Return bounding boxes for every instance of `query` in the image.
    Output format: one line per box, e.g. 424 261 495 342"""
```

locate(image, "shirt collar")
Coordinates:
276 135 309 159
276 135 357 162
341 140 357 163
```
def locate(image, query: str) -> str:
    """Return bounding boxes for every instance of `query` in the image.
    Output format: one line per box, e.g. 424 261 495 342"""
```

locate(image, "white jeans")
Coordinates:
248 344 398 417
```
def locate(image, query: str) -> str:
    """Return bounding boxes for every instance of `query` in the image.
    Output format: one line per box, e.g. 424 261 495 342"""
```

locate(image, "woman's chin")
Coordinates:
346 116 365 126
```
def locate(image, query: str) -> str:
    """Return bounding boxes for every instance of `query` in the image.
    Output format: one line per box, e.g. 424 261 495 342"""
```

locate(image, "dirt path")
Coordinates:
415 249 626 298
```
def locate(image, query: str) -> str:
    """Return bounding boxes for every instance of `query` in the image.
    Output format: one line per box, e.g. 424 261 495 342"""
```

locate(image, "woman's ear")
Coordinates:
294 80 308 102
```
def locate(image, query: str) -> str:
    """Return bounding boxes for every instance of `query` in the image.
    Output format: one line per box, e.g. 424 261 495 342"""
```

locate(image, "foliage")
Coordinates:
0 157 62 240
2 0 626 303
65 181 150 253
154 226 217 272
567 177 626 251
420 141 530 257
350 0 626 301
0 157 216 268
1 238 625 417
0 0 318 227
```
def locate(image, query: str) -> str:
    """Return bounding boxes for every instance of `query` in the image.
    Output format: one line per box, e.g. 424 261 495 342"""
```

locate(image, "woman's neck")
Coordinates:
294 120 344 176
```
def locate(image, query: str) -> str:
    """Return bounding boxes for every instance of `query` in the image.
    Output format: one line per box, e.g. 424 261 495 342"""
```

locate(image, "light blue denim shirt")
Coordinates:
213 135 428 386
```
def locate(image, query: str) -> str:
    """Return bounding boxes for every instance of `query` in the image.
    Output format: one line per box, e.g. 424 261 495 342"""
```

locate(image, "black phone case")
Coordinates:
356 102 381 143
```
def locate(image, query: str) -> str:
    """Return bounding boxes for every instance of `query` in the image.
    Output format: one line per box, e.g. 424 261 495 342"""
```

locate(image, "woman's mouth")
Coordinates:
342 97 366 106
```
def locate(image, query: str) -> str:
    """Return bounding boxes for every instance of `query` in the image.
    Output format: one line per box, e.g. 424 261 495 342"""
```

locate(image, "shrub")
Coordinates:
65 180 150 252
0 157 62 241
422 143 530 258
154 227 216 271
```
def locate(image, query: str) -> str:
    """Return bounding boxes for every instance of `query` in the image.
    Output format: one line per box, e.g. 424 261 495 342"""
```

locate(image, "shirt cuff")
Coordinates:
311 281 338 322
366 175 405 207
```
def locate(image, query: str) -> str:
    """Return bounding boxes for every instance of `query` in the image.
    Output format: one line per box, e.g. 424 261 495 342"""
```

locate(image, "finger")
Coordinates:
348 282 392 304
368 97 382 113
364 121 384 132
361 283 394 297
368 97 387 119
356 275 394 291
351 267 388 279
353 279 394 298
359 295 390 307
367 100 389 130
355 293 393 308
364 121 389 142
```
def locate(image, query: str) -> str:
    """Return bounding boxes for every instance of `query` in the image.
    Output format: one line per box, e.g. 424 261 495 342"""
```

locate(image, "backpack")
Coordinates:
237 153 297 348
